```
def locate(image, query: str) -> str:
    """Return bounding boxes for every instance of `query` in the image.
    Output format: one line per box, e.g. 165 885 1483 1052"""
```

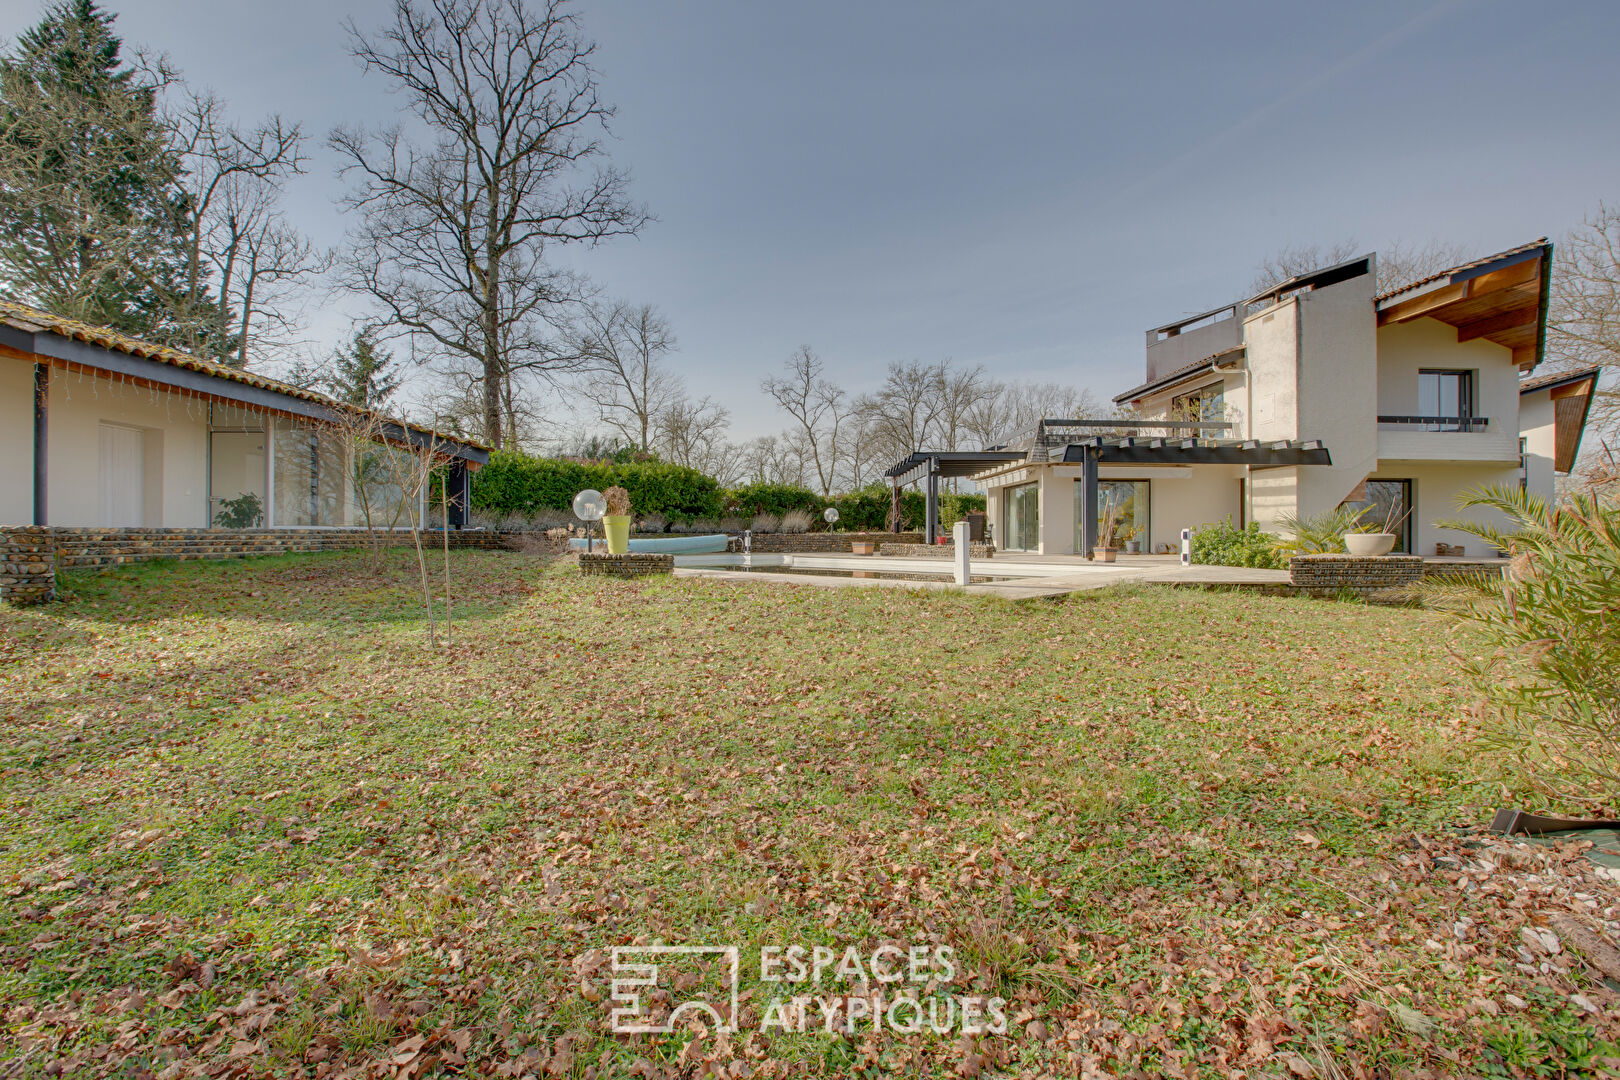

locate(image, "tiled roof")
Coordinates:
1111 346 1243 404
0 298 487 451
1374 239 1550 304
1519 365 1601 394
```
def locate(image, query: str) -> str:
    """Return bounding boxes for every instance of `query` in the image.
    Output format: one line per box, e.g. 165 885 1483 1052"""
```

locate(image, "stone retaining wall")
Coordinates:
1288 554 1424 594
578 552 674 577
745 531 922 553
1 526 56 605
877 542 996 559
0 526 518 605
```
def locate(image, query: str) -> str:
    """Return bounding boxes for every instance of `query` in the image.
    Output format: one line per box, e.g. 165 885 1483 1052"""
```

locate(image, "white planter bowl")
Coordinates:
1344 532 1397 556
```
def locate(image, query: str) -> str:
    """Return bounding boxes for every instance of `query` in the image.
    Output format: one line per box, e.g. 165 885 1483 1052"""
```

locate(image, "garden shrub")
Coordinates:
1423 485 1620 806
1191 519 1285 569
725 483 823 517
1273 505 1371 556
779 509 813 533
470 451 724 519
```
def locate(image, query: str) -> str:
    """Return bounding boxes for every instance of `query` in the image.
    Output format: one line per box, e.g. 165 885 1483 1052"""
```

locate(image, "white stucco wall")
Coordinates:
0 358 33 524
43 368 209 527
1293 271 1379 519
1518 392 1556 501
1374 319 1521 463
1378 463 1520 557
1242 299 1299 445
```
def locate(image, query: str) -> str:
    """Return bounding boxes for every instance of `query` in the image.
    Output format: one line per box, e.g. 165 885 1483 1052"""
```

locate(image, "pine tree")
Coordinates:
325 326 401 410
0 0 215 342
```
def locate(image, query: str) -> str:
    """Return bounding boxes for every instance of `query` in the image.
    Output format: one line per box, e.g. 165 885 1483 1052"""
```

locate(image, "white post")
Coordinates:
1180 527 1192 567
953 520 971 586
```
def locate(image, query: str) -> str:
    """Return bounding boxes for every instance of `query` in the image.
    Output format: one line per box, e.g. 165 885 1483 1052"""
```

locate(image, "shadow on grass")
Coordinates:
37 548 542 631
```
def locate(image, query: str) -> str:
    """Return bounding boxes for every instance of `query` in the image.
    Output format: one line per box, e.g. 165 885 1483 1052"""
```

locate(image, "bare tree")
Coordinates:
573 300 678 450
332 0 648 450
164 89 305 356
653 393 730 474
1548 204 1620 447
215 180 331 367
733 434 802 486
854 359 947 467
760 346 849 495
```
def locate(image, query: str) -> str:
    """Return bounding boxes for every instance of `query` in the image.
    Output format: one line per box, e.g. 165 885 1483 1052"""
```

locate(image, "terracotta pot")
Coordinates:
1344 532 1396 556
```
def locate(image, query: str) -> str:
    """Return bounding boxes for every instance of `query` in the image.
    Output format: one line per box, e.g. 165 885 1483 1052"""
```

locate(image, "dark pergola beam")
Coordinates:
1080 446 1098 557
32 362 47 526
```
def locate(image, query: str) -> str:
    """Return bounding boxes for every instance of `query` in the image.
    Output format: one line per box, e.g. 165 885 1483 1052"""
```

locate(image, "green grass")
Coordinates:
0 549 1614 1078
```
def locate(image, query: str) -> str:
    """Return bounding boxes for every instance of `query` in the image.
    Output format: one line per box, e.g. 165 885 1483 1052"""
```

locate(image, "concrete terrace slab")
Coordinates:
671 552 1290 599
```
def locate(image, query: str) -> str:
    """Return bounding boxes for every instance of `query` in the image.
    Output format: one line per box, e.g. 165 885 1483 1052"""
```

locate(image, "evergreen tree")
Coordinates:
0 0 217 343
325 325 401 410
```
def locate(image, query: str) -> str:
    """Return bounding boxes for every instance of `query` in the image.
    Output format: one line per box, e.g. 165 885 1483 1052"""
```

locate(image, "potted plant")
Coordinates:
603 486 632 554
1344 501 1410 556
1094 499 1123 562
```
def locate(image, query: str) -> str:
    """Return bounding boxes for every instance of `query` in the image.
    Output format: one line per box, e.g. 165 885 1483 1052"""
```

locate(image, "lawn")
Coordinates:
1 550 1615 1079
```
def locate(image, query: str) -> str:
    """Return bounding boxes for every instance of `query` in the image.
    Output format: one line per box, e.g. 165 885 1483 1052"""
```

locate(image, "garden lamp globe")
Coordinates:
823 507 839 525
573 489 606 552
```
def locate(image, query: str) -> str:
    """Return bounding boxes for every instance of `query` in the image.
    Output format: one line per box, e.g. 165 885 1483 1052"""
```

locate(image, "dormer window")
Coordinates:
1171 383 1225 423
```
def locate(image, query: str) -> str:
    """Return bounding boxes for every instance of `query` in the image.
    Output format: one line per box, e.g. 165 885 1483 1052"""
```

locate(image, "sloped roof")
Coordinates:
1518 365 1600 395
1374 239 1552 370
0 298 488 452
1374 238 1550 304
1112 346 1243 404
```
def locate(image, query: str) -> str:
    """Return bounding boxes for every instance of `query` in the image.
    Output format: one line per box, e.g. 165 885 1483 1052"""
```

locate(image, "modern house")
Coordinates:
0 300 488 530
888 241 1599 557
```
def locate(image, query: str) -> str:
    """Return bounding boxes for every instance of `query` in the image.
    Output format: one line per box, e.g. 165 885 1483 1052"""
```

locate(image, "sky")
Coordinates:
4 0 1619 440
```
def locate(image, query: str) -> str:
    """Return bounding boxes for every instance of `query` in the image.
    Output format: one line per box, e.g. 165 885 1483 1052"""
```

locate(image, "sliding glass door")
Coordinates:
1077 480 1150 552
1003 483 1039 551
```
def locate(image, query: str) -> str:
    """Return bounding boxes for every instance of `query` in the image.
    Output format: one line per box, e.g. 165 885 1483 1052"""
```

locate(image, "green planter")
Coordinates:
603 515 632 554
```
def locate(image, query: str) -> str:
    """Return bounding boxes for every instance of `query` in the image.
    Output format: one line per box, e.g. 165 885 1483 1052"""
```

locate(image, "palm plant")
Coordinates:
1271 505 1371 556
1421 485 1620 806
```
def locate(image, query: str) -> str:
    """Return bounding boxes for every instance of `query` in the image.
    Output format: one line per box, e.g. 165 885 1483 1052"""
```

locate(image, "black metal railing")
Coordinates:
1377 415 1490 432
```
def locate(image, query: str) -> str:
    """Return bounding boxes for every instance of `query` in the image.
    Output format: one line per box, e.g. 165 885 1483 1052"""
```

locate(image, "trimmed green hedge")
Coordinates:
471 451 725 518
472 454 989 531
724 483 823 517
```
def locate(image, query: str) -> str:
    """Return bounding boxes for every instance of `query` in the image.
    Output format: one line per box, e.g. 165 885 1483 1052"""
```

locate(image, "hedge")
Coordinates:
472 454 988 531
470 451 725 518
723 483 823 517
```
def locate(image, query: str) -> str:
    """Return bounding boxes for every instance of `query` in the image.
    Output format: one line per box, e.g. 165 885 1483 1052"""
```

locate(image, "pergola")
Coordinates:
884 428 1332 554
883 451 1026 540
1058 436 1331 553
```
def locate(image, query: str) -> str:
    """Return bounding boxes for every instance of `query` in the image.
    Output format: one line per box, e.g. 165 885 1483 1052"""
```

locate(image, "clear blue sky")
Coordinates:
5 0 1618 437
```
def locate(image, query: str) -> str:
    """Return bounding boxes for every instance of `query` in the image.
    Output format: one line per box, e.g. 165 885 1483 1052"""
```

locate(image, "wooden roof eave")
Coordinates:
1375 245 1553 371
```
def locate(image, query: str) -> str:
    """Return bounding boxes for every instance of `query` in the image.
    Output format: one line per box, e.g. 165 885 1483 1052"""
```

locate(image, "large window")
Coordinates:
1079 480 1150 552
1418 370 1474 430
1003 483 1039 551
272 419 349 527
1341 479 1411 553
1170 383 1224 424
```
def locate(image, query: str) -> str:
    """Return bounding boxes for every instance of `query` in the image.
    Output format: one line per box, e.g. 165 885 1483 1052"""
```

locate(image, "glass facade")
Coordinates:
1003 483 1040 551
1079 480 1150 552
